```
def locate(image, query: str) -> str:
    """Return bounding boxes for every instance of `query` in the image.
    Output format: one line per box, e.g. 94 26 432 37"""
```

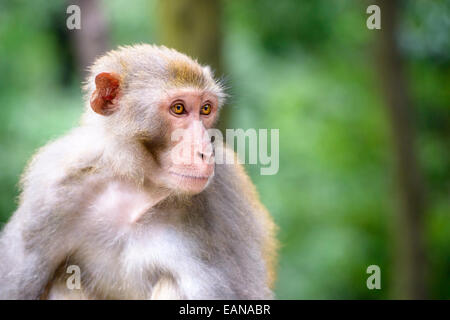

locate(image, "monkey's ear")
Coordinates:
90 72 121 116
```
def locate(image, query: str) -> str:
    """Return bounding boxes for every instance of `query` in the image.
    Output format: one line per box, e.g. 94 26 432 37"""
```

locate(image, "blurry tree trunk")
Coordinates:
69 0 110 78
376 0 427 299
157 0 229 131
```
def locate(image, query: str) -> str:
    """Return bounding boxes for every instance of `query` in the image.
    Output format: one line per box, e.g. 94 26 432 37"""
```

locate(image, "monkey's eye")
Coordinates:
171 103 185 115
200 104 212 115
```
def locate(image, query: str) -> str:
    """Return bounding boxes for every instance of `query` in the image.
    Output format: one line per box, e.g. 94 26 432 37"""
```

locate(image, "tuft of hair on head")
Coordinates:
167 58 207 89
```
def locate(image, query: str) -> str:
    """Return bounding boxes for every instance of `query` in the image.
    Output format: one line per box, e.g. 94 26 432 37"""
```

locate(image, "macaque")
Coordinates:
0 45 277 299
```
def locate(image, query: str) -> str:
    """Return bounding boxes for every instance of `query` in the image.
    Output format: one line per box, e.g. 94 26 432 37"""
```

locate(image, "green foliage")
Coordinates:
223 0 449 299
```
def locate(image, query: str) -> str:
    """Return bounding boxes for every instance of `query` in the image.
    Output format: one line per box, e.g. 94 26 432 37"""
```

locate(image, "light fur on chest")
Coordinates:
45 180 218 299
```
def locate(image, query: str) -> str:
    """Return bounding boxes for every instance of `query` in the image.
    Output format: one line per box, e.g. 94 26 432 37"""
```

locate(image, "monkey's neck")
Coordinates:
99 135 150 183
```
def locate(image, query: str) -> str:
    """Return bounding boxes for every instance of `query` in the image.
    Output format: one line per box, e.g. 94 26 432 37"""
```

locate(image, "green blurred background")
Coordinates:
0 0 448 299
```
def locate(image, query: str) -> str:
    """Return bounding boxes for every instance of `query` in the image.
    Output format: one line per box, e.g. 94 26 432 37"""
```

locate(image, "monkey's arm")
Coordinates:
0 135 94 299
0 191 83 300
233 162 278 290
0 212 57 299
150 276 184 300
213 147 278 292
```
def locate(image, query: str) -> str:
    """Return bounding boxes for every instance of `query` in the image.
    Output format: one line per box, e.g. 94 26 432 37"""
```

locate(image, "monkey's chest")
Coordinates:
45 181 236 299
85 223 200 299
50 182 225 299
49 219 209 299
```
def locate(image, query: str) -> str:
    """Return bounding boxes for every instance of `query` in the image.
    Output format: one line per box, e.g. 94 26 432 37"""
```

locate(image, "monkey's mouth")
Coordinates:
169 171 211 180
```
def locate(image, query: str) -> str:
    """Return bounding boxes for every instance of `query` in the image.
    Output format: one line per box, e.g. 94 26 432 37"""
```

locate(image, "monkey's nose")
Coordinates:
197 150 213 163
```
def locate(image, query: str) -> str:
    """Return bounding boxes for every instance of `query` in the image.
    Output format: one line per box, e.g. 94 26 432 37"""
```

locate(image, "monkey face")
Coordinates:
148 88 218 195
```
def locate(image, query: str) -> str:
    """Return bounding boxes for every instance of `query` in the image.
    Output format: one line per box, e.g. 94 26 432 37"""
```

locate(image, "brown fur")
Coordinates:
168 59 207 88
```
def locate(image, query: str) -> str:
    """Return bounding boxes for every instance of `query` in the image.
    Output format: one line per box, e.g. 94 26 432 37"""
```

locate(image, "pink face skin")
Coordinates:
157 89 219 195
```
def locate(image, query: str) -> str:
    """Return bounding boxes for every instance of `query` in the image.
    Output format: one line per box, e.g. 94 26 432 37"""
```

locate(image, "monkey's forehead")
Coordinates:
160 87 220 103
167 59 209 89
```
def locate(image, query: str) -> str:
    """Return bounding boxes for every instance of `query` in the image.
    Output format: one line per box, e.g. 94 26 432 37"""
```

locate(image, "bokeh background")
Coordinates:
0 0 448 299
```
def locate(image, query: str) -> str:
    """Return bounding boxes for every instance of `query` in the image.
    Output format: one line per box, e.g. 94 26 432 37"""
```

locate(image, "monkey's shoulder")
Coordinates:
211 159 266 212
18 127 105 204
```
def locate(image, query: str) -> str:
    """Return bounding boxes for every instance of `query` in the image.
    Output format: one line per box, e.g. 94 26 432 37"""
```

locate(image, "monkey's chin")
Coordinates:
168 171 213 194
